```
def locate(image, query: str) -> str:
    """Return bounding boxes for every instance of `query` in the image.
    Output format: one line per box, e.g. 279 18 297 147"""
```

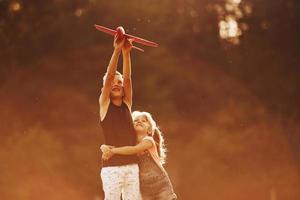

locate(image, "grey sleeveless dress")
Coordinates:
138 151 177 200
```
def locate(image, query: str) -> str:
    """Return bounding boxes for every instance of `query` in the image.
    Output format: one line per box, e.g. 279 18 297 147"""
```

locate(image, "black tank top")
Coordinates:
100 102 138 167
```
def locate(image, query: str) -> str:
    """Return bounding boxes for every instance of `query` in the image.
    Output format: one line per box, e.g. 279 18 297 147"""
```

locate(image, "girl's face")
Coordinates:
133 115 151 135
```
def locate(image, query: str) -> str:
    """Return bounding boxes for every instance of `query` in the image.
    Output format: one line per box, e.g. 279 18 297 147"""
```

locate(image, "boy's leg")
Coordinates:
101 166 124 200
122 164 141 200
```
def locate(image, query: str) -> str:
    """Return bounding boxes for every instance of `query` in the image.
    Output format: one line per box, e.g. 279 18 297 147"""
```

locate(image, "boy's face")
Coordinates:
110 75 124 98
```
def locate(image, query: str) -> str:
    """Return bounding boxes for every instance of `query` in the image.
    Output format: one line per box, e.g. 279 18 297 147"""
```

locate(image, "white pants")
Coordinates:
101 164 141 200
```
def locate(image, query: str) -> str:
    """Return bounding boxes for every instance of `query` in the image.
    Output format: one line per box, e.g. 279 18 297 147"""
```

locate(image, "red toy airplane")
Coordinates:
94 24 158 52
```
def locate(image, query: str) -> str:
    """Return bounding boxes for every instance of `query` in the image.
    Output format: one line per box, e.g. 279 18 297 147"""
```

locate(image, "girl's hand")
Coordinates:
102 150 114 160
100 144 115 160
100 144 114 153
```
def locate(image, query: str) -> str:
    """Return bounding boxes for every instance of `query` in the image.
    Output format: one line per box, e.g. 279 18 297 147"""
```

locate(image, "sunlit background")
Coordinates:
0 0 300 199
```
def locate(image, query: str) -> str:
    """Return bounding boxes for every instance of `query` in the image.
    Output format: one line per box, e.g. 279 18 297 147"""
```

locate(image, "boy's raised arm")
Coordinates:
122 39 133 109
99 36 124 121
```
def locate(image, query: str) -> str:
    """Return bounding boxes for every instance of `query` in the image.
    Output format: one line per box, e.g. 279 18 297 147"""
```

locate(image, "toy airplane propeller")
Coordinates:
94 24 158 52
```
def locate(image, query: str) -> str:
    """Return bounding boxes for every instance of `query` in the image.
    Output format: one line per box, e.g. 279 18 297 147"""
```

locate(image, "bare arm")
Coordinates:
122 39 133 109
99 36 124 121
110 139 153 155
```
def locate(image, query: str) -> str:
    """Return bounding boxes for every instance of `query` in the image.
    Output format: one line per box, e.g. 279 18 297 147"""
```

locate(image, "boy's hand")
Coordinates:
122 38 133 53
114 35 125 52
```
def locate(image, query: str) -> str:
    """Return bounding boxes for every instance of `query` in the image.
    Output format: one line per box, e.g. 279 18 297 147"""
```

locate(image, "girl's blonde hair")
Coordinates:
132 111 167 164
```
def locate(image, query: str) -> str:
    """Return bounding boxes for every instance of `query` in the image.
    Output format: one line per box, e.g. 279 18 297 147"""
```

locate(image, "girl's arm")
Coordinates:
111 139 153 155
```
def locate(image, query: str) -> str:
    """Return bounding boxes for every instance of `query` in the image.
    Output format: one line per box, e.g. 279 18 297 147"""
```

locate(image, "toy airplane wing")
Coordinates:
94 25 116 36
124 33 158 47
94 24 158 49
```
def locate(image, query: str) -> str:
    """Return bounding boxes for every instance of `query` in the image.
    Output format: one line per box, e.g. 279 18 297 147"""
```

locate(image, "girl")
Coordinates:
101 111 177 200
